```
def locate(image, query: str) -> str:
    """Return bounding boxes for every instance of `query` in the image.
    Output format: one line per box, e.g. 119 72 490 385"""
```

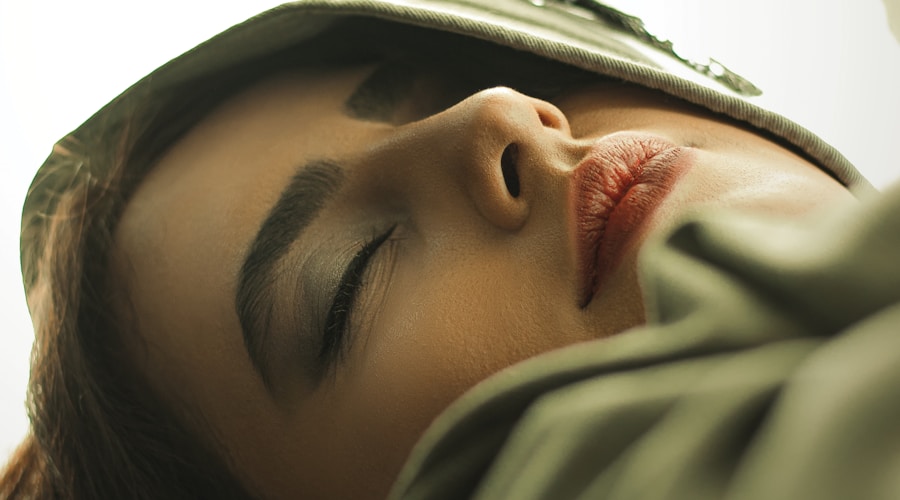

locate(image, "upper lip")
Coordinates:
571 132 687 307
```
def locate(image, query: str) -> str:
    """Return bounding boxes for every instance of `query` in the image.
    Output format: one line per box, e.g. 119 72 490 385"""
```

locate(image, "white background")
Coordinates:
1 0 899 461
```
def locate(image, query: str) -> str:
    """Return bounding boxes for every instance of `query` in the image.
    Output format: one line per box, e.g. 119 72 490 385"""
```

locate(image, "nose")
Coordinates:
383 87 572 232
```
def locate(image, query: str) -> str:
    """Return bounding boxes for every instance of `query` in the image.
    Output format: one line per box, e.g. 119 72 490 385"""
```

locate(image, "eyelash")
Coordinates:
319 225 398 368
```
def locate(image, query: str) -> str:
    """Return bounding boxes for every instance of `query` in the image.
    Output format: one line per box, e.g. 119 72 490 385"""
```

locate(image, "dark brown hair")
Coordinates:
2 50 268 500
1 18 600 499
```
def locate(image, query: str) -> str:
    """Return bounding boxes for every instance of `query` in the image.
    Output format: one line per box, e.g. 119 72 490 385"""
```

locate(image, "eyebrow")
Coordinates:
236 160 343 390
344 61 417 121
235 62 419 391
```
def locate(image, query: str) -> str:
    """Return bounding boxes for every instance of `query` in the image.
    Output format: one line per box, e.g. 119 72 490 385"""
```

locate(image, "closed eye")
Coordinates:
318 225 398 375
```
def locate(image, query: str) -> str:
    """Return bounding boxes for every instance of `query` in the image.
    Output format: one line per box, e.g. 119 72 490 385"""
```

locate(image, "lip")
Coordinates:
572 132 691 308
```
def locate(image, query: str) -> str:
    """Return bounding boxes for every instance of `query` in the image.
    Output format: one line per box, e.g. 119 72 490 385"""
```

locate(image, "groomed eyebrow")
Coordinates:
344 61 417 121
236 160 343 390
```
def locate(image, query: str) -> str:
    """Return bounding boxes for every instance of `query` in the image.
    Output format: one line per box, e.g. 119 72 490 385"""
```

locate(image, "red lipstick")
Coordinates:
572 132 691 307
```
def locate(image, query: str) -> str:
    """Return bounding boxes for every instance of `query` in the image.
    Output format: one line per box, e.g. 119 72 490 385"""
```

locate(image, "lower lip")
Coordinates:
574 133 692 307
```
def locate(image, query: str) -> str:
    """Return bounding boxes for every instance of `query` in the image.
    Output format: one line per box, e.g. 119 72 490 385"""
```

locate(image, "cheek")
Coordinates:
344 245 564 434
684 143 856 217
315 261 523 491
362 265 527 397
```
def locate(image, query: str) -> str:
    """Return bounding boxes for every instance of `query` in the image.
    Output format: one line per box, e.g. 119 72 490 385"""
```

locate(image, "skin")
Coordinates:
112 64 856 499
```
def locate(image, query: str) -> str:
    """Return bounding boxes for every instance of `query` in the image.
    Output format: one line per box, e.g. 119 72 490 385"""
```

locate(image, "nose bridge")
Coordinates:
380 87 570 232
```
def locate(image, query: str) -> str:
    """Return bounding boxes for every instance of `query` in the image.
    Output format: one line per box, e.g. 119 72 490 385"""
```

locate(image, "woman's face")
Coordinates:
113 62 855 498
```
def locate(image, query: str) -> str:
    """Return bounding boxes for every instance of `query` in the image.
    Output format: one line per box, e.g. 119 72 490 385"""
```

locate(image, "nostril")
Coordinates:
534 100 569 132
538 110 557 128
501 143 521 198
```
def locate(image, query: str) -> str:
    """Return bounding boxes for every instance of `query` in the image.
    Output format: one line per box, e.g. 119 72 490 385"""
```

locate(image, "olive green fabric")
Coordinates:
389 184 900 500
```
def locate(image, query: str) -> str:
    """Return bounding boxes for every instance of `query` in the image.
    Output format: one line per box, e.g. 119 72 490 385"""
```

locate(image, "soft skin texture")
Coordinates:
111 64 855 499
